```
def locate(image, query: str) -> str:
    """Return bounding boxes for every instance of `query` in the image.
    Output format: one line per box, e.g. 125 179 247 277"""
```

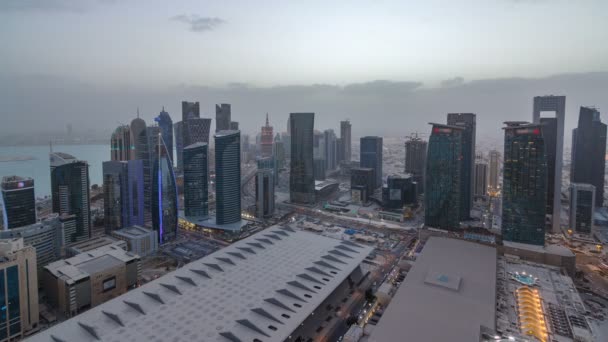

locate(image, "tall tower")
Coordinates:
155 107 174 164
360 136 383 189
261 114 274 157
405 134 427 194
151 130 178 243
324 129 338 171
424 124 463 230
571 106 606 206
569 183 595 234
181 101 200 121
130 116 152 226
474 156 488 199
183 143 209 219
502 122 547 246
1 176 36 229
110 125 131 161
532 95 565 233
215 104 232 132
50 152 91 243
447 113 476 220
340 120 352 163
488 150 501 191
289 113 315 204
102 161 129 233
215 130 241 224
255 157 275 219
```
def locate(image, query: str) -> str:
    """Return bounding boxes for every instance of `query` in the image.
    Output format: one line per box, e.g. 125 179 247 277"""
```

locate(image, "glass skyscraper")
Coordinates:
569 183 595 234
255 157 275 219
289 113 315 204
424 124 463 230
102 161 129 233
110 125 132 161
151 132 178 244
130 117 152 226
1 176 36 229
405 135 427 194
183 142 209 219
502 122 547 246
215 130 241 224
215 103 231 132
155 107 174 164
360 136 383 190
447 113 476 220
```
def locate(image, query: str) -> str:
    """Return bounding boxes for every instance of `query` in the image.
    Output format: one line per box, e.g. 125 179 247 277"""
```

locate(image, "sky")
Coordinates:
1 0 608 140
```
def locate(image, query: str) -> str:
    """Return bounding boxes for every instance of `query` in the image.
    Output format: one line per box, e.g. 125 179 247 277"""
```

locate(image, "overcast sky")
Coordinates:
1 0 607 140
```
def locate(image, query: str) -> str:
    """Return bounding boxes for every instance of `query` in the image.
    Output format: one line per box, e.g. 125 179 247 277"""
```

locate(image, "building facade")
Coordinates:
474 158 488 199
151 136 178 244
255 160 275 219
181 101 200 121
340 120 352 163
110 125 131 161
290 113 316 204
488 149 500 191
129 117 152 226
215 103 231 132
110 226 158 257
404 135 427 194
502 122 547 246
1 176 35 229
102 161 129 233
324 129 338 171
155 108 173 164
569 183 595 234
447 113 476 220
215 131 241 224
424 124 463 230
351 167 375 203
360 136 383 189
260 114 274 157
183 143 209 219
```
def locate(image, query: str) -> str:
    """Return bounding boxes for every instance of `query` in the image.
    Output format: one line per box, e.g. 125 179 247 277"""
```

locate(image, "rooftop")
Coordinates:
28 227 373 342
369 237 497 342
112 225 155 238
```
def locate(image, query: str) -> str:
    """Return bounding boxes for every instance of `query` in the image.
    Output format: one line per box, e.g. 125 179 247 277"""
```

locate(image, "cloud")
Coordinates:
171 14 225 33
441 77 465 88
0 0 122 13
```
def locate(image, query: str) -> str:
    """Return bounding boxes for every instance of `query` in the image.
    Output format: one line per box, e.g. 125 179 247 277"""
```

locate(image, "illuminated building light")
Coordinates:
515 286 547 342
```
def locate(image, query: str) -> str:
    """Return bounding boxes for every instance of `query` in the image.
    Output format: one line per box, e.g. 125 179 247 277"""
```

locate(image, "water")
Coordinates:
0 145 109 198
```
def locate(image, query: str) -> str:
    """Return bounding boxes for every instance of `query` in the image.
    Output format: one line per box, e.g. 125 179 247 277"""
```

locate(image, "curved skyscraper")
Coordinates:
289 113 315 204
151 131 178 244
215 130 241 224
155 107 174 164
1 176 36 229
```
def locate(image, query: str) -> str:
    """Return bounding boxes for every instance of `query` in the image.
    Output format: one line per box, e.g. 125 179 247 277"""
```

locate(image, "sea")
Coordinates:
0 144 109 198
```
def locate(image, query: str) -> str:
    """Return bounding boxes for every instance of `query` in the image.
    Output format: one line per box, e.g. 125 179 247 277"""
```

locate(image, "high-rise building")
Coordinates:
532 95 565 233
273 133 285 170
383 174 416 209
155 107 174 164
424 124 463 230
230 121 239 130
404 134 427 194
130 117 152 226
151 131 178 244
502 122 547 246
183 118 211 147
1 176 36 229
571 106 606 207
260 114 274 157
290 113 315 204
102 161 129 233
174 121 184 171
215 103 231 132
488 150 500 191
215 130 241 224
0 238 39 340
360 136 383 189
313 159 327 181
474 157 488 199
447 113 476 220
351 167 375 202
50 152 91 243
324 129 338 171
126 160 145 227
340 120 352 163
110 125 131 161
255 157 275 219
181 101 200 121
569 183 595 234
183 143 208 219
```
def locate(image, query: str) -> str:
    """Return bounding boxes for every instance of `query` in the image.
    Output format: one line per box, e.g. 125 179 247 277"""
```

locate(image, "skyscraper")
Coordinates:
261 114 274 157
404 134 427 194
360 136 383 189
571 106 606 207
340 120 352 163
174 121 184 171
569 183 595 234
127 160 145 227
532 95 565 233
50 152 91 243
215 130 241 224
151 130 178 243
290 113 315 204
183 143 209 219
351 167 375 202
255 157 275 219
273 133 285 170
447 113 476 220
130 116 152 226
183 118 211 147
324 129 338 171
230 121 239 130
474 157 488 199
488 150 500 191
1 176 36 229
215 103 231 132
502 122 547 246
424 124 463 230
181 101 200 121
155 107 173 164
102 161 128 233
110 125 131 161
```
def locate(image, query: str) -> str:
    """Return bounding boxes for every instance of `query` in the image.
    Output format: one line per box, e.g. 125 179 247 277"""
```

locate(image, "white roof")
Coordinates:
368 237 497 342
28 227 372 342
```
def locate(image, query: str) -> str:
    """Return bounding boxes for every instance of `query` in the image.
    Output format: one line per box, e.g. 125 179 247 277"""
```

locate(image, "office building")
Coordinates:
1 176 35 229
255 158 275 219
404 134 427 193
102 161 129 233
151 133 178 244
42 244 140 318
488 149 500 191
29 228 372 342
383 174 416 209
324 129 338 171
260 114 274 157
474 157 488 199
532 95 565 233
229 121 239 130
571 106 606 206
360 136 383 189
290 113 315 204
181 101 200 121
273 133 285 170
130 116 152 226
155 107 173 164
110 125 131 161
126 160 145 227
424 124 463 230
351 167 375 203
50 152 91 243
313 158 326 181
183 143 209 219
215 131 241 224
0 238 39 340
173 121 184 171
569 183 595 234
110 226 158 257
447 113 476 220
340 120 352 163
215 103 231 132
502 122 547 246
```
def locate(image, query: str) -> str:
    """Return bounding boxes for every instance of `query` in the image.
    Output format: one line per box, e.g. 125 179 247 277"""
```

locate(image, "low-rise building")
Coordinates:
110 226 158 257
65 236 127 257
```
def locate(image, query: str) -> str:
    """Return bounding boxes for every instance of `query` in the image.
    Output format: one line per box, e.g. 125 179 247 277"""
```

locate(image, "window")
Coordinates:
102 276 117 292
